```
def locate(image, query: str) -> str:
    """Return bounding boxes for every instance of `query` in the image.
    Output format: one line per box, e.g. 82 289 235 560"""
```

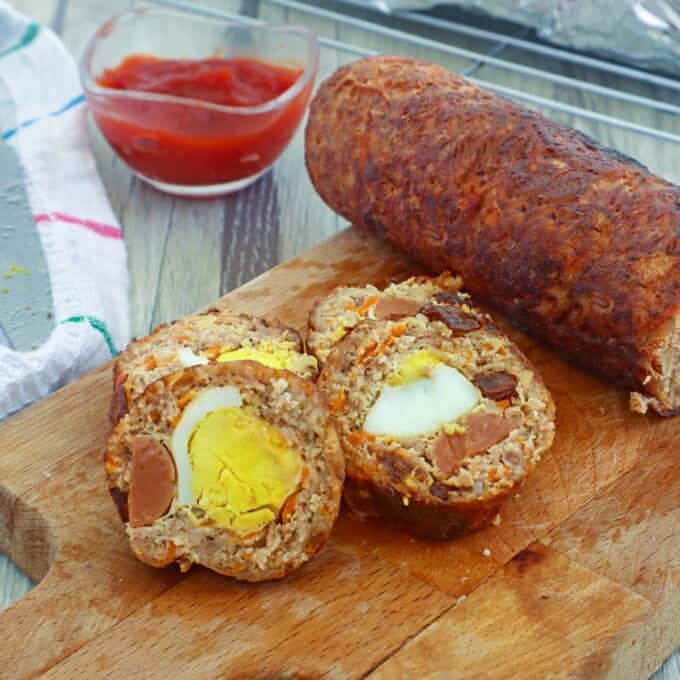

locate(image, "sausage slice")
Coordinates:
373 297 422 319
128 435 177 528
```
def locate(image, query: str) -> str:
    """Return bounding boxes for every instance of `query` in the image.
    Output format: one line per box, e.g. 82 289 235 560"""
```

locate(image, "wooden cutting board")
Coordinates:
1 227 678 679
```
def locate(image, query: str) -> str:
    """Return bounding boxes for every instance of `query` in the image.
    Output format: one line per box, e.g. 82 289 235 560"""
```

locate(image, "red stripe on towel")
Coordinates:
35 212 123 239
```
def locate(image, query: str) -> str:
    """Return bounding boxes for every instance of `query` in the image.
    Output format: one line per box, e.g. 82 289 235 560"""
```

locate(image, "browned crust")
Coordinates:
109 486 129 523
307 295 330 344
305 55 680 412
343 472 504 540
109 365 128 424
109 310 307 424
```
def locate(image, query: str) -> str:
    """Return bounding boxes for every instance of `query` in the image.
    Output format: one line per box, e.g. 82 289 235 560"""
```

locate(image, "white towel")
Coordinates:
0 3 130 419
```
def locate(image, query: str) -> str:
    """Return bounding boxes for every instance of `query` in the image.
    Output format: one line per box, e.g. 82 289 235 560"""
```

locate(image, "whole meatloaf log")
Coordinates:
305 56 680 416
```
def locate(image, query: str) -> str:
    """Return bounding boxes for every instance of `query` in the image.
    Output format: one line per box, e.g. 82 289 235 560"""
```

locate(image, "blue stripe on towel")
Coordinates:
2 93 85 140
0 22 40 59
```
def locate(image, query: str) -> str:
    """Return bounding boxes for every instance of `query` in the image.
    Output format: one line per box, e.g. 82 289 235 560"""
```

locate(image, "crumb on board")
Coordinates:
482 548 491 557
456 595 467 606
3 264 31 280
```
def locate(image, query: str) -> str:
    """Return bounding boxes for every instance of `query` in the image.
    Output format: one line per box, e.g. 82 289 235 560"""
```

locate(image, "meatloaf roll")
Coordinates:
305 56 680 416
111 310 317 423
105 361 344 581
319 298 555 539
308 272 462 364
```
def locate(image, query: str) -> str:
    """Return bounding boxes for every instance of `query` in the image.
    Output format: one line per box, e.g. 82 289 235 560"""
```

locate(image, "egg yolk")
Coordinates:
217 340 317 374
188 406 301 535
389 349 445 386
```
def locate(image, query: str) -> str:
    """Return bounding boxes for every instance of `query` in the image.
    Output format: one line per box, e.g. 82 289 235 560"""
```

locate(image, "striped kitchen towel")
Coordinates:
0 2 130 419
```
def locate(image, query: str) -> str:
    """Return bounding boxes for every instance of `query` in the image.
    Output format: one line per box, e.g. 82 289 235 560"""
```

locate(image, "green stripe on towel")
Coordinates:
0 22 40 59
61 315 118 357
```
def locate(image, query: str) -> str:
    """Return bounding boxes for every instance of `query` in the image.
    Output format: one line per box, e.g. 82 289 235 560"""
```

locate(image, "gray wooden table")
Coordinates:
3 0 679 677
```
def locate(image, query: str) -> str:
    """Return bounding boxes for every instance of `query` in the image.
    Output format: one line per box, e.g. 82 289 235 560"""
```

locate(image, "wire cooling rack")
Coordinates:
153 0 680 149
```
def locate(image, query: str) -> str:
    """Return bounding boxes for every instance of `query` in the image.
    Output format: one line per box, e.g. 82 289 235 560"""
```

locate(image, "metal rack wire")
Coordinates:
154 0 680 145
339 0 680 92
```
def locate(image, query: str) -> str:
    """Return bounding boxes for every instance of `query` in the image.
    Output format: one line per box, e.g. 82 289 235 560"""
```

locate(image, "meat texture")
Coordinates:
305 56 680 415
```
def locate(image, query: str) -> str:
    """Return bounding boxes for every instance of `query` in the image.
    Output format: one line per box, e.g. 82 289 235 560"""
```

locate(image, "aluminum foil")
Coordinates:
361 0 680 76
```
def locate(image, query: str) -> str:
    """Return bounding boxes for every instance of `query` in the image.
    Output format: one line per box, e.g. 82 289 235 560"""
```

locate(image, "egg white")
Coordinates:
364 364 480 438
177 347 209 368
171 386 243 505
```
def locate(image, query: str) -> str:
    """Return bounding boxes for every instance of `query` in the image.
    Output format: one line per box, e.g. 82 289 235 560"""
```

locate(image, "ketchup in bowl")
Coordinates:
81 11 319 196
92 55 309 192
98 55 301 107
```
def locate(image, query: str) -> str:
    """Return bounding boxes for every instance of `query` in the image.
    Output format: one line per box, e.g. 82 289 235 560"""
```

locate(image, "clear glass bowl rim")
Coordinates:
79 6 320 116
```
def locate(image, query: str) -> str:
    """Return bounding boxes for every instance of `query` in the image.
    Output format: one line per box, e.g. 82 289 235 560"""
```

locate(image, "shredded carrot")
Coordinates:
172 371 196 389
348 431 362 445
170 413 181 430
330 390 347 412
375 335 395 356
281 492 299 523
165 541 177 562
356 295 379 315
174 334 190 343
299 466 311 488
203 346 221 361
346 295 380 315
177 390 196 411
503 466 511 477
496 399 511 409
359 324 406 363
144 355 157 370
488 468 499 483
358 341 378 363
348 430 376 446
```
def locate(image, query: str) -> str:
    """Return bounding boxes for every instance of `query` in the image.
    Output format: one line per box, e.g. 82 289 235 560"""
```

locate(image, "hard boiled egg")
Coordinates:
171 386 242 504
176 340 317 374
177 347 209 368
364 363 480 438
170 385 302 535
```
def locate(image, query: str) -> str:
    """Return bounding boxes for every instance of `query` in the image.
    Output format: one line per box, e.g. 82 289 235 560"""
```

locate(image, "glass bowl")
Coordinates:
80 7 319 196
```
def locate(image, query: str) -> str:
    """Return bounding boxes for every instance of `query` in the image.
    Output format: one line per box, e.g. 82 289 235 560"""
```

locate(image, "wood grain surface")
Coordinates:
0 227 678 679
1 0 679 677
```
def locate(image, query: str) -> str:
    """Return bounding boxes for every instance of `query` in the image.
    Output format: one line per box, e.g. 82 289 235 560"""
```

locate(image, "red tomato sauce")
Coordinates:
92 55 308 187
